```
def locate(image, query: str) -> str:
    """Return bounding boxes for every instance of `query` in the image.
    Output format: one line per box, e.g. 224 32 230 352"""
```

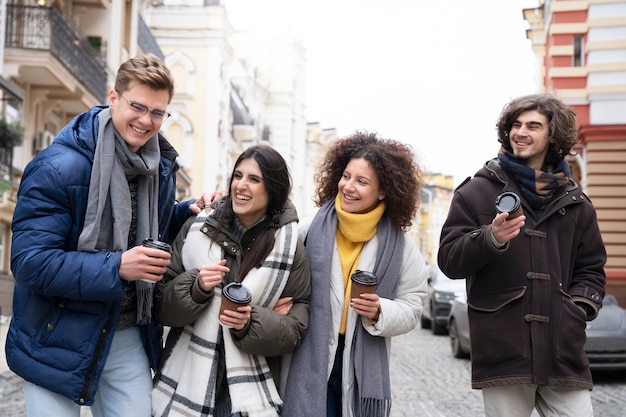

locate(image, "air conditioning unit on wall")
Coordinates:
35 131 55 151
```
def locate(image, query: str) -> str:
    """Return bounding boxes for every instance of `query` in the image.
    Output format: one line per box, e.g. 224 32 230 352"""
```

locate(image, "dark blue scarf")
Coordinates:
498 150 571 210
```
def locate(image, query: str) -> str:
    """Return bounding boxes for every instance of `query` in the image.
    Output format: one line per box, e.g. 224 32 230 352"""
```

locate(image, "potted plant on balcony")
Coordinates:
0 118 22 193
0 118 23 148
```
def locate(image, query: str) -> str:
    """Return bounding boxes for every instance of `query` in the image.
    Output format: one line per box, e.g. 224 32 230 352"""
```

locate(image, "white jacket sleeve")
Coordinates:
363 234 429 337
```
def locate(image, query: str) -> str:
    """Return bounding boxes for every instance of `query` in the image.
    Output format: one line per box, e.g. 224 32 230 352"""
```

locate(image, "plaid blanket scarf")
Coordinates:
153 214 298 417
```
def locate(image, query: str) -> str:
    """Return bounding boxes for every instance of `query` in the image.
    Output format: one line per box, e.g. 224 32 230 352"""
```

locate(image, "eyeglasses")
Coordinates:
117 93 171 121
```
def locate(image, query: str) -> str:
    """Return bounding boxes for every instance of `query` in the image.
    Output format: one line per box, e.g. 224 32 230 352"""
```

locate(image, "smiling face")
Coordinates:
230 158 270 229
109 83 170 153
509 110 551 170
338 157 385 214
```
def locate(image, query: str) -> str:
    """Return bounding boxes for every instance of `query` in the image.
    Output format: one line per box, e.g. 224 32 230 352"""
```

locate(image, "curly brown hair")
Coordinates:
314 131 422 231
496 94 578 166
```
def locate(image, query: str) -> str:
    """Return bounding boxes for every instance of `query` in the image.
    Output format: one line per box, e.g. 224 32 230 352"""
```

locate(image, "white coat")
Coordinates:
297 215 429 417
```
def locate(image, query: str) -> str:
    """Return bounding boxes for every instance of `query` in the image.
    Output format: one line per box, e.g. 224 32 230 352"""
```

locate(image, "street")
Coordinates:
390 327 626 417
0 326 624 416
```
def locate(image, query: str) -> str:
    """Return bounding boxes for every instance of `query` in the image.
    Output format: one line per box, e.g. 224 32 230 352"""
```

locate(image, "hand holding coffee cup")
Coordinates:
219 282 252 329
495 192 524 219
350 270 380 319
350 270 378 299
141 238 171 283
492 192 526 245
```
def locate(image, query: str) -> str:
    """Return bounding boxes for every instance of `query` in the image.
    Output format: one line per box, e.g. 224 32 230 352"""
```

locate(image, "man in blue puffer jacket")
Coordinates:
6 54 215 417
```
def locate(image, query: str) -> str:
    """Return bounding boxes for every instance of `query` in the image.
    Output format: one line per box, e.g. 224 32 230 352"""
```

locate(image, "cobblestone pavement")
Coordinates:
0 326 624 416
390 327 626 417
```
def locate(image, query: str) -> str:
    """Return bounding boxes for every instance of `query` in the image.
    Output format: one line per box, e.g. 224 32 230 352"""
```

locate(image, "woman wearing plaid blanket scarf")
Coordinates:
152 145 311 417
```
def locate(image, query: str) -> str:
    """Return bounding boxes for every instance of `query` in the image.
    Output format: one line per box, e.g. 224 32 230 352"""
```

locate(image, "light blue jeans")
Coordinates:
24 327 153 417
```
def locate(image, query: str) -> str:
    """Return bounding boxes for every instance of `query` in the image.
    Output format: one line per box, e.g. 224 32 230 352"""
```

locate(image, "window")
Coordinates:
573 36 584 67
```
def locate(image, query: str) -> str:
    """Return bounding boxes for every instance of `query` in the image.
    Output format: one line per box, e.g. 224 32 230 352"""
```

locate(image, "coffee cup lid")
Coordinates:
495 192 521 214
142 238 171 253
223 282 252 304
351 270 377 286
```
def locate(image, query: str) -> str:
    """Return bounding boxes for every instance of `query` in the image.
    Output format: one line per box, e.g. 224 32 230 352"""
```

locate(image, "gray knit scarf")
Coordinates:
282 199 404 417
77 108 160 324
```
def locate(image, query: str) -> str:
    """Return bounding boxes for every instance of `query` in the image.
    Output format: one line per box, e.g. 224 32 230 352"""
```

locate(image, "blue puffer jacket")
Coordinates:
6 105 193 405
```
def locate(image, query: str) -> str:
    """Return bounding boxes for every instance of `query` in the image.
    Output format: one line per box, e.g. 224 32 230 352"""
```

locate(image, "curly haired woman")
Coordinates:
282 131 429 417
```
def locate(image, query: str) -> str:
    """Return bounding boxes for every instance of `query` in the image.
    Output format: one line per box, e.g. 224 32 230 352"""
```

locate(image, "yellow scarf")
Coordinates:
334 194 386 334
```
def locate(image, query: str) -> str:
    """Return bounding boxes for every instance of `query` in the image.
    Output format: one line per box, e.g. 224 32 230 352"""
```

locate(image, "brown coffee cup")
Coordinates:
495 192 524 219
141 238 171 283
350 270 377 299
219 282 252 319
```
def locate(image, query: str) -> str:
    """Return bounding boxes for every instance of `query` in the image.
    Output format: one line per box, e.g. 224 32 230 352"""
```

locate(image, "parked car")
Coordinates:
446 293 626 371
584 295 626 370
420 268 466 335
448 294 471 358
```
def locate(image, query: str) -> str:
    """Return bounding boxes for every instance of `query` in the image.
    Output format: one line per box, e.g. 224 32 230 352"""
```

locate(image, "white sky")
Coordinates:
223 0 540 186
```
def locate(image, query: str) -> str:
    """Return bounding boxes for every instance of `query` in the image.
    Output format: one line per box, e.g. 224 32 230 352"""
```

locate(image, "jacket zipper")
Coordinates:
78 303 117 404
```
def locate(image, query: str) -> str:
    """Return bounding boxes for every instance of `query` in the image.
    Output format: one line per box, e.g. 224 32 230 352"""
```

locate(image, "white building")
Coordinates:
144 0 320 216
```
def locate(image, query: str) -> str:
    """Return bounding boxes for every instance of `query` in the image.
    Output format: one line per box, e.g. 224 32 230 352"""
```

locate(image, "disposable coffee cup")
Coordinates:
350 270 378 299
495 192 524 219
141 238 171 283
219 282 252 325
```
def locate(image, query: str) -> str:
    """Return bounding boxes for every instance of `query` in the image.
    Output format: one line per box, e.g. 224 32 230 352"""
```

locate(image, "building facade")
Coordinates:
524 0 626 302
0 0 190 314
412 174 455 271
144 0 317 216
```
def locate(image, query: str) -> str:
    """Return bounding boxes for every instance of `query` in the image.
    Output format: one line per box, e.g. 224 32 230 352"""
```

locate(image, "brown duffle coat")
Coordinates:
438 159 606 390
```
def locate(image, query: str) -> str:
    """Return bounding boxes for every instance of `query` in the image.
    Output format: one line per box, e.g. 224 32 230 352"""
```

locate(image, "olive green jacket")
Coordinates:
154 198 311 390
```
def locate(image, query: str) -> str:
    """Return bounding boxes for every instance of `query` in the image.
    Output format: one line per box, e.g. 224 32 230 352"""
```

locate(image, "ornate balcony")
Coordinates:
4 5 107 102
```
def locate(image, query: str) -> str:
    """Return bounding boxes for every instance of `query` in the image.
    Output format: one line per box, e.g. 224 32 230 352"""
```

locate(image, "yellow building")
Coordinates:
412 173 455 270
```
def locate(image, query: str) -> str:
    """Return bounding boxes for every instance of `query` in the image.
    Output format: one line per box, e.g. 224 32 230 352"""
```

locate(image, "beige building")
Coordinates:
0 0 188 313
144 0 319 216
412 173 455 270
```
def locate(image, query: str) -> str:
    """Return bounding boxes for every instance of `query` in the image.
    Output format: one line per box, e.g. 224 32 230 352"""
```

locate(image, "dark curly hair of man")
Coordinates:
496 93 578 166
313 131 422 231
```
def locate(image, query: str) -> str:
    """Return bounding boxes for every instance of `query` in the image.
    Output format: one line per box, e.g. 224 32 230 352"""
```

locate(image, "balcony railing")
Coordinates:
138 14 164 61
4 5 107 102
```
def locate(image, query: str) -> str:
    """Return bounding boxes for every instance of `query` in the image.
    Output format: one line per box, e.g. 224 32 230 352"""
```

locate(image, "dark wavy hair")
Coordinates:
314 131 422 232
496 94 578 166
220 145 292 280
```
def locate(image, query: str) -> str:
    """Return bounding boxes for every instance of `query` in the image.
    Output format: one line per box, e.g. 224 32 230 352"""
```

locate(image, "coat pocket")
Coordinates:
555 291 588 371
468 286 527 366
